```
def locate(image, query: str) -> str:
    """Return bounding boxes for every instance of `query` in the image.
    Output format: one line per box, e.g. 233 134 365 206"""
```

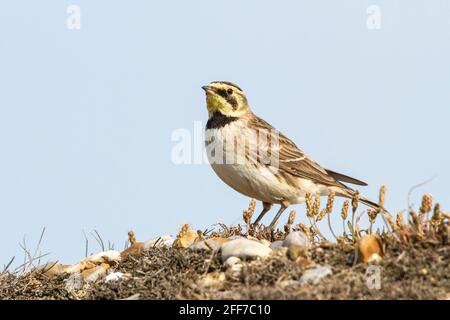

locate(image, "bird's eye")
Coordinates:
227 88 233 95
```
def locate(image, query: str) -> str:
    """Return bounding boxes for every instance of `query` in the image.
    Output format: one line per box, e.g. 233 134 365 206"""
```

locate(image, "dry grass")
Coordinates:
0 188 449 300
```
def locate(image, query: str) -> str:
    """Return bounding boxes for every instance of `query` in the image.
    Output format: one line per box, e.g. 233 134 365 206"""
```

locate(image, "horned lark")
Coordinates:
202 81 381 229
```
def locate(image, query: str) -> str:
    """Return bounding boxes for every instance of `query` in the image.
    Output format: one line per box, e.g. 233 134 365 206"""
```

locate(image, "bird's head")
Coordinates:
202 81 250 118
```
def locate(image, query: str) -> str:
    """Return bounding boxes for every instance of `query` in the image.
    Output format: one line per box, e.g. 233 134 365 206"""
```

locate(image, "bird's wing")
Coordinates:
247 114 360 188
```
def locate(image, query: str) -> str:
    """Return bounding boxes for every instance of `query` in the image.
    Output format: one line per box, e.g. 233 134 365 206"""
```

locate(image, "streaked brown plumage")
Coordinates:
202 81 381 228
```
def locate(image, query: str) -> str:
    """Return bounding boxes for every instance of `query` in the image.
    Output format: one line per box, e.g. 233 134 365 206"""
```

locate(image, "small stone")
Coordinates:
227 235 244 241
64 273 84 292
368 253 382 264
143 235 174 250
225 263 243 278
270 246 288 258
269 240 284 250
246 236 270 247
282 231 311 249
197 272 226 288
188 241 209 251
173 230 199 248
420 268 428 275
208 237 229 245
221 238 272 261
100 263 110 270
62 262 88 274
122 293 141 300
287 244 306 261
81 265 107 283
189 239 222 251
84 250 122 265
33 262 68 277
120 242 144 260
299 266 333 285
357 235 383 263
223 256 242 268
105 272 125 283
279 279 301 288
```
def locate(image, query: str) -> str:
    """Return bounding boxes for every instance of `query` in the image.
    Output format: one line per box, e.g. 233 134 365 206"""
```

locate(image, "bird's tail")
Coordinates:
359 195 382 211
335 188 385 211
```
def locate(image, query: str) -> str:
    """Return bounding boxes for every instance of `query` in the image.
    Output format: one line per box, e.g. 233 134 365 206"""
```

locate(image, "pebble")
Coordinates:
189 239 222 251
33 262 67 277
227 235 244 241
64 273 84 292
224 256 243 278
84 250 121 265
209 237 230 245
270 246 288 258
287 245 306 261
105 272 125 283
173 230 199 248
299 266 333 285
120 242 144 260
143 235 174 250
197 272 226 288
269 240 284 250
122 293 141 300
282 231 311 249
81 265 108 283
63 263 84 274
223 256 242 268
357 235 384 263
221 238 272 261
246 236 270 247
279 279 301 288
225 263 243 278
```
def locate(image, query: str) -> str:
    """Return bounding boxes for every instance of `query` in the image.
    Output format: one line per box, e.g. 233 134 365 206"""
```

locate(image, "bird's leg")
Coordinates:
252 202 272 226
268 203 289 230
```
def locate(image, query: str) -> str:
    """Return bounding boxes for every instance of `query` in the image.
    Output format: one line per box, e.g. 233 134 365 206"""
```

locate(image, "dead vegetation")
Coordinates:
0 187 449 300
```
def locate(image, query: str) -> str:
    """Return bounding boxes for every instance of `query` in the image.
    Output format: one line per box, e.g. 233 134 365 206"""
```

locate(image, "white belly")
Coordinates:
206 123 327 204
210 163 301 204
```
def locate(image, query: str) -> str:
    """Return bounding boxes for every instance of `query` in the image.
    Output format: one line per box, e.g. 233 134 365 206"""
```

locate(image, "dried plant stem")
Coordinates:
308 216 327 241
341 200 349 236
326 212 338 241
351 191 359 240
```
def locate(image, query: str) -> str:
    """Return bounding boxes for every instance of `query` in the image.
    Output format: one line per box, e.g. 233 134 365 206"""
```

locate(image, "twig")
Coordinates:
308 217 327 241
2 256 15 273
13 252 50 274
33 227 46 263
327 212 338 241
203 248 219 276
82 230 89 257
407 176 436 211
92 229 105 251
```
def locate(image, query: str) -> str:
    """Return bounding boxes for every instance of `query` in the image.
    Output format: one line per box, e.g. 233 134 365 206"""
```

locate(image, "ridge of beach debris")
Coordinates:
1 189 449 300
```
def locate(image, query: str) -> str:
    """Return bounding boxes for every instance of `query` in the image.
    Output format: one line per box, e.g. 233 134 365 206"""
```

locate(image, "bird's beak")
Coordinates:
202 85 213 93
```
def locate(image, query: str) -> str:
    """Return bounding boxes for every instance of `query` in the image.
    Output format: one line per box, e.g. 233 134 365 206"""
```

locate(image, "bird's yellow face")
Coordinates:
202 81 250 118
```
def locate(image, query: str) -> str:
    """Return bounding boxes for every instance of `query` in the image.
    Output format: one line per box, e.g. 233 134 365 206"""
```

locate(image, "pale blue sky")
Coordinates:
0 1 449 266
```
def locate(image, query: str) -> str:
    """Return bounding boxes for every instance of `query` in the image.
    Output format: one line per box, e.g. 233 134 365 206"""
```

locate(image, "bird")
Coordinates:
202 81 382 229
